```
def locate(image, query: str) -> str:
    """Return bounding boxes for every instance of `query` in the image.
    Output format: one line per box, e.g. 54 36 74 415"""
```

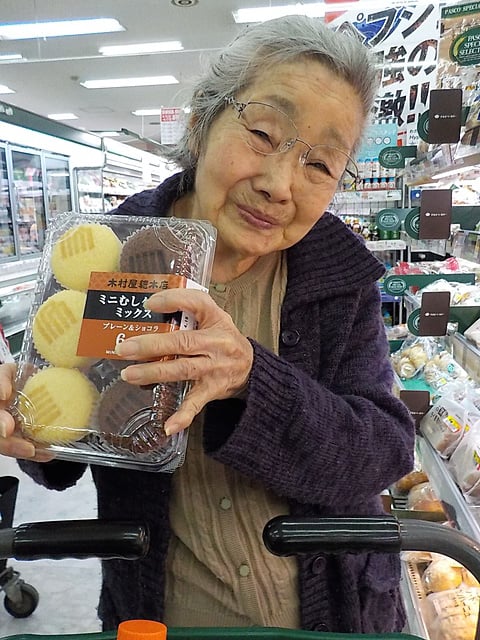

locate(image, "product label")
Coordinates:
76 271 202 359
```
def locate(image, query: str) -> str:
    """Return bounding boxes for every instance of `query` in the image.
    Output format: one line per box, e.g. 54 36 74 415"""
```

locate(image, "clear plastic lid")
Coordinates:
13 212 216 472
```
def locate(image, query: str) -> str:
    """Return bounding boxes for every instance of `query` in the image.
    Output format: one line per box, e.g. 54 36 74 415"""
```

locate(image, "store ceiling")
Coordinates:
0 0 444 154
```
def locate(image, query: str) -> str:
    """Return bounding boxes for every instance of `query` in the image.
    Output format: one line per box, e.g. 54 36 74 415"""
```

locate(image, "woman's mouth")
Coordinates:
237 205 277 230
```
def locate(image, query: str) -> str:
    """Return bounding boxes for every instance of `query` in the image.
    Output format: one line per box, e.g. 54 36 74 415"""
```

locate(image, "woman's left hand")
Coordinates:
114 288 254 435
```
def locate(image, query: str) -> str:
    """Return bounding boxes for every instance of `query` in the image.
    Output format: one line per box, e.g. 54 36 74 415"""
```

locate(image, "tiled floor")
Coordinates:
0 455 102 637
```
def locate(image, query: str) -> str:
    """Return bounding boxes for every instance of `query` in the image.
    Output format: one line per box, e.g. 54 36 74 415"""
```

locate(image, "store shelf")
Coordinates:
418 435 480 540
367 239 406 251
401 560 431 640
335 189 402 203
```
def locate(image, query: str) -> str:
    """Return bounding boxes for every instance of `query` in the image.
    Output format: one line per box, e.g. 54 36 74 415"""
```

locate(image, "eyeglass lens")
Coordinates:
237 102 357 188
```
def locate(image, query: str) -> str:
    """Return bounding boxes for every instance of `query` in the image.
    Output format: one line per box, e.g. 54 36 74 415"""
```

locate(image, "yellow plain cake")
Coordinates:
19 367 99 444
51 223 122 291
32 289 92 368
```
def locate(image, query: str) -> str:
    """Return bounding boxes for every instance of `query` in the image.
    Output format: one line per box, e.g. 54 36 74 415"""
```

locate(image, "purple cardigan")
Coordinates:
19 172 414 634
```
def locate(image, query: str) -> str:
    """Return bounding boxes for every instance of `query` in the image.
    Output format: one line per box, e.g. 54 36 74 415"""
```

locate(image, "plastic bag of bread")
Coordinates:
391 335 439 380
423 350 469 391
465 316 480 349
448 419 480 505
420 394 473 458
427 587 480 640
406 481 445 516
422 557 463 593
394 469 429 494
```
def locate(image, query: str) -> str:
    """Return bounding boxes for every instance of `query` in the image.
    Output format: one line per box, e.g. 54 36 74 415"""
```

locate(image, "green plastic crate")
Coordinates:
1 628 425 640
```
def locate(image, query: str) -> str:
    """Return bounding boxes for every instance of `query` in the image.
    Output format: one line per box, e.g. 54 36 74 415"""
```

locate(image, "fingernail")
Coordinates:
12 442 35 458
0 420 7 438
144 293 163 309
120 367 141 383
115 340 138 357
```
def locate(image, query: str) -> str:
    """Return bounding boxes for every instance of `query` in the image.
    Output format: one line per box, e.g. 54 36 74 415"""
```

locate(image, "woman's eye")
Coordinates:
249 127 275 149
307 160 332 176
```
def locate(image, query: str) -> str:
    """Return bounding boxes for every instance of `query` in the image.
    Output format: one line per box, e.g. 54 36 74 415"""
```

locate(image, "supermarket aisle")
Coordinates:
0 455 102 635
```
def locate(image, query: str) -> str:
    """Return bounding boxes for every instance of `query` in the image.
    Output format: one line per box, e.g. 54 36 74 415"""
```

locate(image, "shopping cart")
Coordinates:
2 514 480 639
0 476 40 618
0 506 149 620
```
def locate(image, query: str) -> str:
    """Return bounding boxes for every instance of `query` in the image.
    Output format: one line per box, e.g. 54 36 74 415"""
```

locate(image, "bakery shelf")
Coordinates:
401 560 431 640
417 435 480 541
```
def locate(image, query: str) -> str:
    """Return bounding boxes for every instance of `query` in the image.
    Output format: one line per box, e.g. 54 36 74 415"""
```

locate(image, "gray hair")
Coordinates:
164 15 379 173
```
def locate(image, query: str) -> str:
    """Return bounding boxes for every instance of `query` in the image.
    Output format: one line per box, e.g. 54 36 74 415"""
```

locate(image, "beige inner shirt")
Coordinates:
163 250 300 628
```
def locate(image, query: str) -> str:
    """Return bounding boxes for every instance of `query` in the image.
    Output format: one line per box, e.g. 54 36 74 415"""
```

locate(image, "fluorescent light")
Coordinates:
233 3 325 23
232 0 439 23
99 41 183 56
48 113 79 120
132 108 163 116
0 18 125 40
0 85 15 94
0 53 22 61
95 131 120 137
81 75 178 89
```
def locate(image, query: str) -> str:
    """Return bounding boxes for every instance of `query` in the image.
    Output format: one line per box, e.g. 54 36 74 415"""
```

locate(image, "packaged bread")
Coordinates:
407 482 445 516
422 558 463 593
420 395 474 458
448 419 480 505
12 212 216 472
427 588 480 640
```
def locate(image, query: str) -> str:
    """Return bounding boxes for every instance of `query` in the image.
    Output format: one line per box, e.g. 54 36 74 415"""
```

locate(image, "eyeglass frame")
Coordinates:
224 96 359 187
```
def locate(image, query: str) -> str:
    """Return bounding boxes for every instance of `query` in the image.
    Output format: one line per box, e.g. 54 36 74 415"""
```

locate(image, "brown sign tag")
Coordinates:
399 390 431 427
76 271 187 359
419 189 452 240
418 291 451 336
427 88 462 144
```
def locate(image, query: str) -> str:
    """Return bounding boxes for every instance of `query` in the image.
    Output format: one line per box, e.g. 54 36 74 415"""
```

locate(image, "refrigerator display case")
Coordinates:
11 147 46 256
0 144 15 258
44 154 72 219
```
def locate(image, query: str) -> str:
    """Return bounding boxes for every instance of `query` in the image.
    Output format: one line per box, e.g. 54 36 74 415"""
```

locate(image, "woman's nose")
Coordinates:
252 151 300 202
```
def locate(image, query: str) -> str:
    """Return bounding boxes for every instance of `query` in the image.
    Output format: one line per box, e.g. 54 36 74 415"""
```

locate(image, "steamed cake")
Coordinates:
97 378 169 453
32 289 91 368
51 223 122 290
97 378 154 434
19 367 99 443
120 225 191 276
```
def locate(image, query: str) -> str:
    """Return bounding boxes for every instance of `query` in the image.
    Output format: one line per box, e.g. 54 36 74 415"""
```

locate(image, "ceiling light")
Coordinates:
233 3 325 23
132 108 163 116
81 76 178 89
0 85 15 94
0 53 22 61
0 18 125 40
99 41 183 56
48 113 79 120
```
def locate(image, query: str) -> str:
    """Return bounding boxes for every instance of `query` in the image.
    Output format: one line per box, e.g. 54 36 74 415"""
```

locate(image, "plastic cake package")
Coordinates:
12 212 216 472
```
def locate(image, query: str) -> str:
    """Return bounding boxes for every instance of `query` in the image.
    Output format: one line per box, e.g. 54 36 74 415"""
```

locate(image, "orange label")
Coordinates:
76 271 187 359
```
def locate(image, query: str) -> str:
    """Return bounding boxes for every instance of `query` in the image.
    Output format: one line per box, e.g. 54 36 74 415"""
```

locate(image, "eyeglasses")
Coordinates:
225 96 358 189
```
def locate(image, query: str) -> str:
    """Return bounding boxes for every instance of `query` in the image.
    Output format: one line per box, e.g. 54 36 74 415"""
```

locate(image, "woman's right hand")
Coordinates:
0 363 53 461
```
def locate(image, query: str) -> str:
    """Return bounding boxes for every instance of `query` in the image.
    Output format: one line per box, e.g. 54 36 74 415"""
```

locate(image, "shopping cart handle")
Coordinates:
263 515 402 556
0 519 149 561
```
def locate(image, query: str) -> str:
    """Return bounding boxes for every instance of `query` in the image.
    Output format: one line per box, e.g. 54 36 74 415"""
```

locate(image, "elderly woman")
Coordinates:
0 15 414 635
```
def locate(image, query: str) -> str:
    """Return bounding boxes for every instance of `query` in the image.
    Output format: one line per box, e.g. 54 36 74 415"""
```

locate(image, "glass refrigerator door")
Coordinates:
0 146 15 258
11 149 46 256
45 154 72 219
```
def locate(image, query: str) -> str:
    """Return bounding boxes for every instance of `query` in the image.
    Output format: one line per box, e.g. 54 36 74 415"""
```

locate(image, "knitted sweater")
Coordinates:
19 172 415 634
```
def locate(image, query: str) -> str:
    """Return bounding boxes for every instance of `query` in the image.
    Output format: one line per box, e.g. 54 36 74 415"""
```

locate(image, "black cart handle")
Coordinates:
0 519 149 561
264 516 480 640
263 515 480 583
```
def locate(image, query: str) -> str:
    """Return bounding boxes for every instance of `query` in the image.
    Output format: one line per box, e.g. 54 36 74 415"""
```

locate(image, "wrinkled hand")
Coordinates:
115 288 254 435
0 363 54 462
